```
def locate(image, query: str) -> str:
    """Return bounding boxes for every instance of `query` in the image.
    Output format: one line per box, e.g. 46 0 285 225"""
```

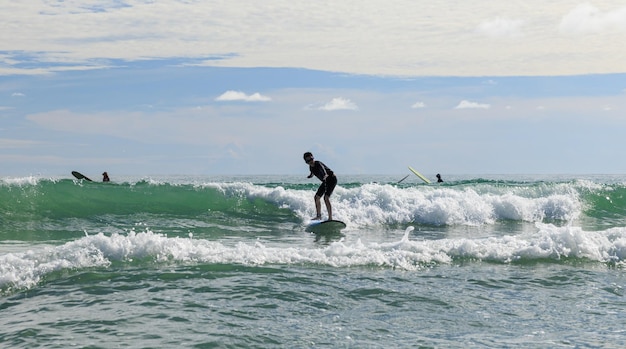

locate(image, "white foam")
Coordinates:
2 224 625 293
0 176 42 186
205 182 583 226
0 178 588 227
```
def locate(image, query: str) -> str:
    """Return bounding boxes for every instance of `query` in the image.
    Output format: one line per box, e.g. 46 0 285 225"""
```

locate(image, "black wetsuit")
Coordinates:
309 161 337 197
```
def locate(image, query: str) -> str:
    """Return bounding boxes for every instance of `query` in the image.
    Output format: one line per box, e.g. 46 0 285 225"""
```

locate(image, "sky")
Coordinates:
1 1 626 177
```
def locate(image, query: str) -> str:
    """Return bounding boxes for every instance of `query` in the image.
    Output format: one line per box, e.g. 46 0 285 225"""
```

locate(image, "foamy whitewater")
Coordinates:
1 174 625 348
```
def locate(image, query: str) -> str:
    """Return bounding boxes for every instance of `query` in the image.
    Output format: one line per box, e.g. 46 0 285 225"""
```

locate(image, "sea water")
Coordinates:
1 174 625 348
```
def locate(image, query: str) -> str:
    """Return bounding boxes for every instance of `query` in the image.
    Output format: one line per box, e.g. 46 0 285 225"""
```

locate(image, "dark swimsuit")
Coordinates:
309 161 337 197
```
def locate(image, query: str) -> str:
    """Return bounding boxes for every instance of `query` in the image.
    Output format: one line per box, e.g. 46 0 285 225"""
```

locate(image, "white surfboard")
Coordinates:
306 220 347 234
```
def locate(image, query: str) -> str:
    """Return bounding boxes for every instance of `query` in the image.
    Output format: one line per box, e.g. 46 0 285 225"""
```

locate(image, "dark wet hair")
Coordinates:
303 152 313 160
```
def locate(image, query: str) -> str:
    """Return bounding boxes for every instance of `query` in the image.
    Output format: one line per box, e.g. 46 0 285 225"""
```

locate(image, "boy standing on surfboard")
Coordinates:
303 152 337 221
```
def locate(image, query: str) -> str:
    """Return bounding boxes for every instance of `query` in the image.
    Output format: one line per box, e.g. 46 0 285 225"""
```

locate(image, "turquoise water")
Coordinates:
1 174 625 348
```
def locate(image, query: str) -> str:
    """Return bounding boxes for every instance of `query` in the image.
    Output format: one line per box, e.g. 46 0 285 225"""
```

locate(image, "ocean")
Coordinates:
1 174 625 348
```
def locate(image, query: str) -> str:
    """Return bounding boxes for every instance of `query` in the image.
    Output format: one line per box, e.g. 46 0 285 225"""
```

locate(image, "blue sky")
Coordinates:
1 1 626 177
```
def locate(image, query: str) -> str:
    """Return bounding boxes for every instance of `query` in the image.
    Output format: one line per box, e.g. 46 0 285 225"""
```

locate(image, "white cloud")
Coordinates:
0 138 41 149
411 101 426 109
476 17 524 38
11 92 25 97
454 100 491 109
318 97 358 111
2 1 626 77
559 4 626 34
215 90 271 102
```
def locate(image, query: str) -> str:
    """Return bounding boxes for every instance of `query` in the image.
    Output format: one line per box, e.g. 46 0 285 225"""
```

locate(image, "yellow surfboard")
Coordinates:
408 166 431 184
